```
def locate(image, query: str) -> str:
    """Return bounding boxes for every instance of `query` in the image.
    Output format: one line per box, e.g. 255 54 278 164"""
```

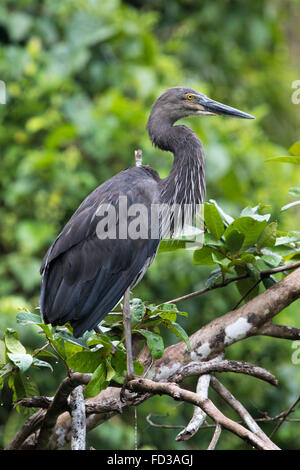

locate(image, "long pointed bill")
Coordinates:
198 96 255 119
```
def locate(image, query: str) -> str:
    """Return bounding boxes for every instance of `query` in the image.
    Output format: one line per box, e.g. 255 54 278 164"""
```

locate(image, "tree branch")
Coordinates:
210 376 279 450
16 267 300 450
35 373 90 449
70 386 86 450
127 378 275 450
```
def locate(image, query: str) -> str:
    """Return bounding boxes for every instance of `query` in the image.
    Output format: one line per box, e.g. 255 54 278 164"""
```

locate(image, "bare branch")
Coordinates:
146 414 185 430
210 377 280 450
207 423 222 450
70 386 86 450
5 409 46 450
269 395 300 438
127 378 275 450
170 359 278 386
35 372 90 449
176 374 210 441
258 322 300 340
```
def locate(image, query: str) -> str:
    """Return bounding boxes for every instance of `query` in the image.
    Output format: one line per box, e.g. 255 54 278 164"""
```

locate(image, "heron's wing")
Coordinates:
40 166 160 337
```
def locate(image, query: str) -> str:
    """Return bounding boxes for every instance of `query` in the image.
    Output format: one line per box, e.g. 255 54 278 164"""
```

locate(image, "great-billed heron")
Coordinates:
40 87 254 378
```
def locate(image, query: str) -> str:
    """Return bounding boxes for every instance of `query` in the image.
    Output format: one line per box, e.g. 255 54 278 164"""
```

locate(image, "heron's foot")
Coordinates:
120 372 137 403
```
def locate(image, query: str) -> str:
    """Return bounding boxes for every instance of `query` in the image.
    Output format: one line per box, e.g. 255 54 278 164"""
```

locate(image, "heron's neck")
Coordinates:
147 119 206 207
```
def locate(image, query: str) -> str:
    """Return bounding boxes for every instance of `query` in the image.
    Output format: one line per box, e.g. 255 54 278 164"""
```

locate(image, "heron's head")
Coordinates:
149 87 255 124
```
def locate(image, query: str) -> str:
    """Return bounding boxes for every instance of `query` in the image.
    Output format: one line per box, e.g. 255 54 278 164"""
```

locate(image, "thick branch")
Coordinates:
35 373 90 449
70 386 86 450
175 374 210 441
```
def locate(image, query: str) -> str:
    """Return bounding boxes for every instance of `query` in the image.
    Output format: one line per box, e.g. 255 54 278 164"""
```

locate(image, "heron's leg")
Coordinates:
123 287 135 380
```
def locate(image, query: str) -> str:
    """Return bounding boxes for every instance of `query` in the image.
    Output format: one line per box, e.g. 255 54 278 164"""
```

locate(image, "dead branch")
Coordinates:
127 378 275 450
210 376 279 450
207 423 222 450
70 386 86 450
35 373 90 449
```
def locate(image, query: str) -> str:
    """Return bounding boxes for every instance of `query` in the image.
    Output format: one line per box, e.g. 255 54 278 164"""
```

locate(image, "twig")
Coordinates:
233 279 261 310
165 261 300 305
146 414 185 429
207 423 222 450
210 376 280 450
70 386 86 450
259 322 300 340
127 378 275 450
269 395 300 438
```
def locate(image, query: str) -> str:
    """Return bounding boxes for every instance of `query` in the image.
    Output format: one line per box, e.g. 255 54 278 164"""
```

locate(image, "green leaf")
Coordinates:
16 310 43 325
204 233 224 246
5 331 26 355
166 322 190 351
84 362 107 398
133 361 144 376
266 156 300 164
32 358 53 372
289 141 300 156
66 350 103 373
208 200 234 225
289 187 300 197
105 360 116 382
159 311 177 322
275 231 300 245
204 203 225 239
225 229 245 253
257 222 278 249
12 372 39 418
228 253 256 267
261 251 282 267
130 298 146 326
158 240 187 253
111 349 126 375
193 246 214 265
240 206 270 222
86 333 113 352
7 353 33 373
135 329 164 359
211 252 232 272
224 217 267 249
54 331 90 349
205 268 223 288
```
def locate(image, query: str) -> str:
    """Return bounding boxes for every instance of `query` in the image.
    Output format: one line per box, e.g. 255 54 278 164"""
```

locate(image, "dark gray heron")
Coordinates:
40 87 254 379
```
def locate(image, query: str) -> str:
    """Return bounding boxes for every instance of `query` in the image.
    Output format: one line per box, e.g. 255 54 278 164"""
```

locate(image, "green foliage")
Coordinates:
0 300 190 405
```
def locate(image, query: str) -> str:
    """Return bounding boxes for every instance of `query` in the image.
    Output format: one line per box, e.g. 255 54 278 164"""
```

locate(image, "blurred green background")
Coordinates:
1 0 300 450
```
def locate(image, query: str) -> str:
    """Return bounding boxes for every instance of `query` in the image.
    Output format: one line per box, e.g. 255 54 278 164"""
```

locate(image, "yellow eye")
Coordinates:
187 94 194 100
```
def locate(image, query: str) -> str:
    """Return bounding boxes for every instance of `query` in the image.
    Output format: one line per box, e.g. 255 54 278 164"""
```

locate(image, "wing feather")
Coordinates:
40 166 161 337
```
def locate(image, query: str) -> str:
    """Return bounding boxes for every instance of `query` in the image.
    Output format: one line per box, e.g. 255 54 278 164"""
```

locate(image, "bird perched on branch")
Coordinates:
40 87 254 378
